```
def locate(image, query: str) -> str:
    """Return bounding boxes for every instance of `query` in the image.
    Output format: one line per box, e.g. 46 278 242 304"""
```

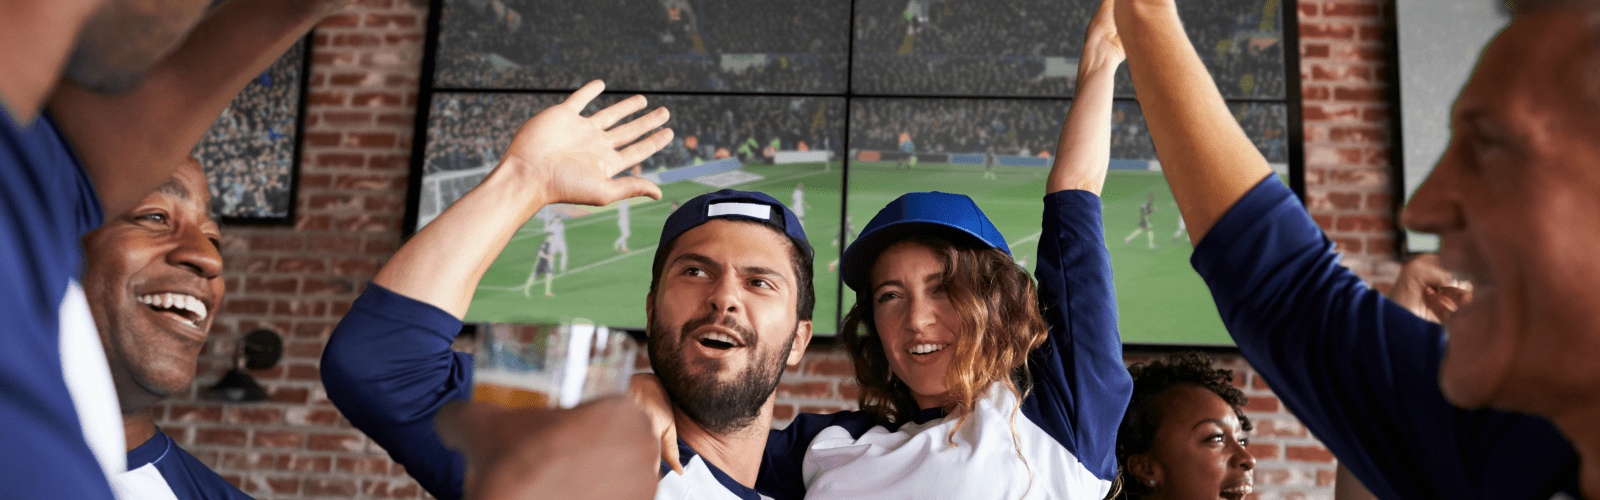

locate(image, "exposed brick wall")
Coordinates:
152 0 1402 498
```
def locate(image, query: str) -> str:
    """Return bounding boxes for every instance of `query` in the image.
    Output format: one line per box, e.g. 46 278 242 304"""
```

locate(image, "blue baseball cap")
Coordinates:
840 192 1009 292
655 189 812 266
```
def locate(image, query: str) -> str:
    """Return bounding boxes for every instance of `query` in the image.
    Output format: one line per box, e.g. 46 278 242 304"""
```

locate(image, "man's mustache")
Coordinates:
679 311 756 348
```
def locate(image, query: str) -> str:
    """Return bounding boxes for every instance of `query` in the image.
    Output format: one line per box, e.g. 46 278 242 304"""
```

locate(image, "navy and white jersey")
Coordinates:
0 111 124 498
321 284 784 500
1195 175 1581 500
111 430 251 500
757 190 1132 499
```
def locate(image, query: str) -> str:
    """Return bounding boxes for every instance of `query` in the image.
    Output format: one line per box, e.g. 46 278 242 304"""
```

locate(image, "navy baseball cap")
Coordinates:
840 192 1009 292
655 189 812 266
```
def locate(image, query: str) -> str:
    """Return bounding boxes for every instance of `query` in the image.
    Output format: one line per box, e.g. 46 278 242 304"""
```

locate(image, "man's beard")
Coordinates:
647 311 796 435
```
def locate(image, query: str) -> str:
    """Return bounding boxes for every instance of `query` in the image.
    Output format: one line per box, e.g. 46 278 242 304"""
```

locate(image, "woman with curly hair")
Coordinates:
1112 352 1255 500
752 0 1134 497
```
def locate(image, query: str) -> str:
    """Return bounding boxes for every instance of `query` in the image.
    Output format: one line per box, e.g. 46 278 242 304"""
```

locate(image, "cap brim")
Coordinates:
840 220 1001 292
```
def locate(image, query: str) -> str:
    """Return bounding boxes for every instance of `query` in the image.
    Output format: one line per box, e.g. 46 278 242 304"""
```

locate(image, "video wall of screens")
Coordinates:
409 0 1301 345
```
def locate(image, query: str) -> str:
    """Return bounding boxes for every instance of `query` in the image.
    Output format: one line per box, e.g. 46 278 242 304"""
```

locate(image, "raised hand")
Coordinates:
1387 254 1474 324
501 80 673 209
1082 0 1126 73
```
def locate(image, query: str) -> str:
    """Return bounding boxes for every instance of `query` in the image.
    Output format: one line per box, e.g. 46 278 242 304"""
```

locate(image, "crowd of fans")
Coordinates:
193 40 304 219
851 0 1285 99
433 0 848 93
425 92 845 176
849 98 1286 162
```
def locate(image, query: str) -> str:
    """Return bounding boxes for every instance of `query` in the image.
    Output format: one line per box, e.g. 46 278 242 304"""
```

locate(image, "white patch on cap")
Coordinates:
707 202 771 220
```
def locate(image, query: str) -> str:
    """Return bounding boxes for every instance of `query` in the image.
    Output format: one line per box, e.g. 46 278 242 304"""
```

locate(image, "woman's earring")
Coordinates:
1146 479 1156 487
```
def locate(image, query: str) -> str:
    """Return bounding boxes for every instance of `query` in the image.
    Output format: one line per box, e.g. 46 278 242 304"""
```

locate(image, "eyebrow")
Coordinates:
872 272 942 293
155 179 190 200
673 253 790 285
1191 418 1232 431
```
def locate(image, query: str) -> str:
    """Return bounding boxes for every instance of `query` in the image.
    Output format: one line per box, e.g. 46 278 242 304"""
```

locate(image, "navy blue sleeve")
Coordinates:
1194 175 1578 500
321 283 471 500
1022 189 1133 483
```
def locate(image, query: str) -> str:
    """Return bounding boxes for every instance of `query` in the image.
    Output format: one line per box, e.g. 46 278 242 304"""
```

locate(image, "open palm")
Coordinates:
502 80 673 208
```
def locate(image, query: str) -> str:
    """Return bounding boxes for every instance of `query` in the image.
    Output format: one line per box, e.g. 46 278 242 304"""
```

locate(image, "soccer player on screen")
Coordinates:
615 197 632 253
1122 193 1157 249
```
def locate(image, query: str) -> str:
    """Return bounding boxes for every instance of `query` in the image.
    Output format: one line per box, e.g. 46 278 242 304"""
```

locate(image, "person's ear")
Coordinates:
1128 453 1163 488
645 292 655 332
786 320 813 366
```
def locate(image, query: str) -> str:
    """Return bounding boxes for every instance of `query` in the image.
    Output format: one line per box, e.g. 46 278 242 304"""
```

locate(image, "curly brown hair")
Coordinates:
1111 352 1252 499
838 234 1048 443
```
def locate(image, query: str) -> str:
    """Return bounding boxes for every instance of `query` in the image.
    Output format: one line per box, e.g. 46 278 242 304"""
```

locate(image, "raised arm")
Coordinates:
1114 0 1273 243
374 80 668 317
48 0 347 218
1024 0 1133 485
1048 0 1124 196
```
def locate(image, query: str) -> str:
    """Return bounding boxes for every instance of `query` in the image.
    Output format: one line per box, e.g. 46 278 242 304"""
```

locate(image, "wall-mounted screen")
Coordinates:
411 0 1301 344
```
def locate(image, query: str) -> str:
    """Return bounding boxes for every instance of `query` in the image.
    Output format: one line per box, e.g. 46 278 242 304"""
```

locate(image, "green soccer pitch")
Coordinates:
466 160 1234 346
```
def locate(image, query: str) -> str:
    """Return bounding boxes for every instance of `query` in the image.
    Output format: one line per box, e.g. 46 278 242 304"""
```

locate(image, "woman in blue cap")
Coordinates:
752 0 1133 497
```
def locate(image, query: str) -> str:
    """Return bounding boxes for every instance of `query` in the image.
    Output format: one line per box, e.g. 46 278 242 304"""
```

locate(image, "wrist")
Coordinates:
482 155 555 218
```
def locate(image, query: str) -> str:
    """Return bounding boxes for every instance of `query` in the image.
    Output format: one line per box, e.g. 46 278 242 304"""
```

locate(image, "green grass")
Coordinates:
466 161 1233 346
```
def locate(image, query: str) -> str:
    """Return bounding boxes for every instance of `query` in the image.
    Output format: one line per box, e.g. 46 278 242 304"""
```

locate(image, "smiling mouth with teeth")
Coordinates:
698 332 741 350
137 292 208 328
908 343 948 355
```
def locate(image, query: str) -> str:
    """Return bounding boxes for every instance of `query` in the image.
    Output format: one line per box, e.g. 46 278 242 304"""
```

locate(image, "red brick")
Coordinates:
279 455 333 472
1333 87 1383 102
221 474 246 490
1246 442 1280 460
227 407 283 425
353 92 404 107
1328 126 1385 143
308 91 348 107
264 477 301 494
246 276 299 294
1336 215 1393 232
364 239 398 255
292 321 337 339
1367 236 1397 256
236 256 273 273
308 193 359 210
1243 394 1280 412
337 456 394 475
1300 22 1356 40
253 365 286 380
249 235 304 252
337 214 396 232
838 382 860 401
323 109 372 124
357 0 394 7
349 132 398 148
1319 468 1338 486
218 451 279 470
310 433 365 452
295 214 333 231
288 363 321 381
312 50 356 67
777 381 833 399
253 431 306 449
366 13 418 28
1324 2 1381 17
332 258 382 276
167 404 223 423
1303 43 1330 59
332 300 355 317
319 13 360 28
1299 2 1318 17
316 153 366 168
1361 106 1387 122
195 428 249 447
311 33 330 48
1303 85 1331 101
273 387 311 404
1287 445 1337 462
368 154 409 170
285 407 343 426
337 173 395 190
805 358 855 377
223 298 271 315
366 479 422 498
307 479 359 496
799 405 847 415
1252 418 1308 438
275 258 327 274
1332 237 1364 253
287 340 327 359
1359 25 1385 41
364 195 406 212
1329 167 1386 186
1326 191 1362 210
333 33 382 47
386 33 427 46
377 112 413 126
773 404 796 420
